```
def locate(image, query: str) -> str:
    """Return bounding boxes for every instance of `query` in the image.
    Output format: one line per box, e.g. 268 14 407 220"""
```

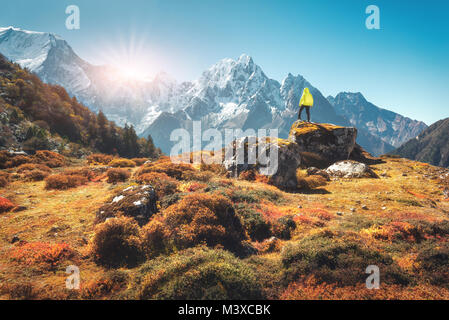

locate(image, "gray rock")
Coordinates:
11 235 20 243
288 121 357 165
96 185 158 225
326 160 379 179
223 136 302 190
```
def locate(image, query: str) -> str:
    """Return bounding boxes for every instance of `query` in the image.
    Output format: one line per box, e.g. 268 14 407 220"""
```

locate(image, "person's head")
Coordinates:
304 87 310 94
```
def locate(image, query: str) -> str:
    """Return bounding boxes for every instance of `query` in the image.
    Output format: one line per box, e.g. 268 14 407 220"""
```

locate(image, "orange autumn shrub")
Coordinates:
0 171 10 181
296 169 328 190
280 276 449 300
141 193 246 256
255 173 270 184
106 168 131 184
16 163 51 173
0 151 31 169
0 196 15 212
179 181 207 193
199 162 228 175
87 153 114 165
45 174 87 190
136 172 178 198
10 242 74 270
0 171 9 187
131 158 148 166
80 270 129 299
23 169 50 181
90 217 143 268
239 170 256 181
136 160 195 180
0 176 8 188
108 158 136 168
33 150 66 168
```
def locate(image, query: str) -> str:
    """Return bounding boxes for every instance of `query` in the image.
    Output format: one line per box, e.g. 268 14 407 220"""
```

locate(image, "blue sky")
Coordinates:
1 0 448 124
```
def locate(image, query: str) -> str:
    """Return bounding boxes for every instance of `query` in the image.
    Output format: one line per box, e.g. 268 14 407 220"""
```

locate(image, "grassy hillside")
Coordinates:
1 153 448 300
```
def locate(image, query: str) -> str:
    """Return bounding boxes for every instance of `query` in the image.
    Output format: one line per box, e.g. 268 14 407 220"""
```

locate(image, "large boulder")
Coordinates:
326 160 379 178
223 136 302 190
288 121 357 166
96 185 158 225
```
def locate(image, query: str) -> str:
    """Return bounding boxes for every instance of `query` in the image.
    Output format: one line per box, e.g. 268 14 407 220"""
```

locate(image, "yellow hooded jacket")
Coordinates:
299 87 314 107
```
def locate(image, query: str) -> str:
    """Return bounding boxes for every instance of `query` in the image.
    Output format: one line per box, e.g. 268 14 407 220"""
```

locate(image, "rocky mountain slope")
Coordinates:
390 117 449 167
328 92 427 149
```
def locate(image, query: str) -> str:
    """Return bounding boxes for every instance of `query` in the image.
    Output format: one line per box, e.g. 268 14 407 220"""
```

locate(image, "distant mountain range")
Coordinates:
0 26 428 155
390 118 449 168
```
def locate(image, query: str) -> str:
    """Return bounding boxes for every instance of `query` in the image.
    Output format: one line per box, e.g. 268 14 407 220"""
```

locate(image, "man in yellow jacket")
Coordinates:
298 87 313 122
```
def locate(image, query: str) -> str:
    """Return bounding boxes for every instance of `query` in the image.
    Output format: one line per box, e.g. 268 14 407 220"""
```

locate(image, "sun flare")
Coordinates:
115 63 148 81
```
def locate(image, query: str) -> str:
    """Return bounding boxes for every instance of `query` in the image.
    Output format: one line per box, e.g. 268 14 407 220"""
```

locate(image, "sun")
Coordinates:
116 63 148 81
94 30 155 82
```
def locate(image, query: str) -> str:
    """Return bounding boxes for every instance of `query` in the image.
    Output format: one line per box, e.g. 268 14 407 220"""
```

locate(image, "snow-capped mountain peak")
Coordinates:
0 27 65 72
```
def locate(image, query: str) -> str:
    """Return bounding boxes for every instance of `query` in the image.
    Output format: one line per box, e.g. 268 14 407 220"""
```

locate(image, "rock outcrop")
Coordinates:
96 185 158 225
326 160 379 179
288 121 357 166
223 136 302 190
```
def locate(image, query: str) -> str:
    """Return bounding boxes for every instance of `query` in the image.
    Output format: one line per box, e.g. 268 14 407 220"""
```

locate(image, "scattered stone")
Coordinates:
350 208 356 213
361 204 368 210
402 173 408 177
326 160 379 179
381 206 387 210
11 206 27 212
336 212 344 216
443 188 449 199
297 205 302 209
11 235 20 243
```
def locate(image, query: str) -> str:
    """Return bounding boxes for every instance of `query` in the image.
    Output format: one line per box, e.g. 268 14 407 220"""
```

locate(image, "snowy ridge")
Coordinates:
0 27 427 156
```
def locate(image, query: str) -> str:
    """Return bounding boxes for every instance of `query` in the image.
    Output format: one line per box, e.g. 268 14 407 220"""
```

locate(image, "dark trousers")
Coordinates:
298 105 311 122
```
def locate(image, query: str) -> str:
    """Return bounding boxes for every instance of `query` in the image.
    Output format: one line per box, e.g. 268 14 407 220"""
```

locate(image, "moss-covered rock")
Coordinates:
96 185 158 225
288 121 357 166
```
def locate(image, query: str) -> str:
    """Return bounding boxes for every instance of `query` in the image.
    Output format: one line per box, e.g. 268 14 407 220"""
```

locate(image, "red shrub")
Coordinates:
0 151 32 169
10 242 74 269
0 196 15 212
141 193 246 256
64 167 98 181
136 172 178 198
131 158 149 166
17 163 51 173
87 153 114 165
33 150 66 168
106 168 131 184
90 217 143 268
239 170 256 181
23 169 50 181
45 174 87 190
136 160 195 180
0 176 8 188
108 158 136 168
